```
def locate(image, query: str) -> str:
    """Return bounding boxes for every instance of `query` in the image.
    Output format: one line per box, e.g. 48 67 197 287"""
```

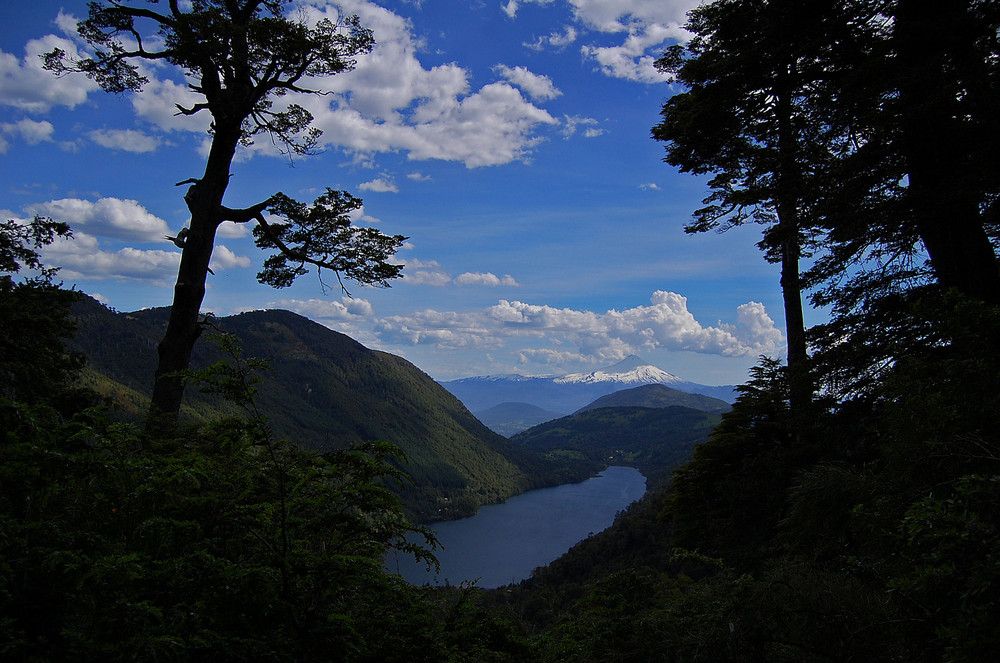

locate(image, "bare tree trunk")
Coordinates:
146 126 240 434
774 67 813 416
896 0 1000 305
779 232 811 414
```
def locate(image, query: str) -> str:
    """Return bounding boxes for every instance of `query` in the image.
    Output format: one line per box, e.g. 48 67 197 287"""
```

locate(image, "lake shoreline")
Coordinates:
392 466 647 589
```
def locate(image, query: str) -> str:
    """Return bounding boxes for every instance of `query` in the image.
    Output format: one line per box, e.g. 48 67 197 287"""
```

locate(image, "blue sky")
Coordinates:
0 0 798 385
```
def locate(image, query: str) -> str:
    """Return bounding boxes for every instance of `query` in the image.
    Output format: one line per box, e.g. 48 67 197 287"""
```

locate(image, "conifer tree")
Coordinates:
652 0 849 415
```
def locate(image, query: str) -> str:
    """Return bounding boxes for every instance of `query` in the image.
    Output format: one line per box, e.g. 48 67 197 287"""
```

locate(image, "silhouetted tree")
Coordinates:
807 0 1000 310
45 0 406 432
0 216 83 402
651 0 851 416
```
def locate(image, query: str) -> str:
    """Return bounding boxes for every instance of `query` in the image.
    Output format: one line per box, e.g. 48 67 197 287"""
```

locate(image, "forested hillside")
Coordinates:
511 405 720 486
575 383 731 414
68 296 594 522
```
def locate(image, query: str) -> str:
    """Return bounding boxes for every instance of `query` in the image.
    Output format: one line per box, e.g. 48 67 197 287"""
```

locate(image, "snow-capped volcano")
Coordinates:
555 355 685 386
439 355 736 414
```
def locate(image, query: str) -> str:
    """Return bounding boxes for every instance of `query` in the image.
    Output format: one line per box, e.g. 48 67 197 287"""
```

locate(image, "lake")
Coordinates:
389 466 647 589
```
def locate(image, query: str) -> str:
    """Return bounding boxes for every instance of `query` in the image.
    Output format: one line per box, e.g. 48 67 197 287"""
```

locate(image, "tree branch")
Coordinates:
221 201 272 225
252 210 308 262
175 102 211 116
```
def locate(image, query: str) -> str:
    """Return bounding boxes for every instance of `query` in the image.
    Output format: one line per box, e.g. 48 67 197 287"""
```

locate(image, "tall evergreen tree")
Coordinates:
45 1 406 432
652 0 850 414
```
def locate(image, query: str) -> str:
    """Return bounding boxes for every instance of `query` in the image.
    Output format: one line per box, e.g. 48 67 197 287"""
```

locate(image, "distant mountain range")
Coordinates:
474 402 567 438
443 355 736 435
67 296 594 523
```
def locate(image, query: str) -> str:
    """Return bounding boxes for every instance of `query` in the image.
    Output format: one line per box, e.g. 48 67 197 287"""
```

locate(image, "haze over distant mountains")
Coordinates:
440 355 737 418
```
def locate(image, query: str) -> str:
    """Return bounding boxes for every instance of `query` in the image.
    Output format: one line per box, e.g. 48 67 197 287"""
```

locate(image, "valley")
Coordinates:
67 296 721 524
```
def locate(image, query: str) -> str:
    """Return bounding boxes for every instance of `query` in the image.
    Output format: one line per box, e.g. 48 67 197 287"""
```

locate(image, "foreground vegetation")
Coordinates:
5 219 997 662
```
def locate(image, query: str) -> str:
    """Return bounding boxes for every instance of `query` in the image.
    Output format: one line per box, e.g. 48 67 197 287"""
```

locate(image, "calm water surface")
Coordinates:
390 466 646 588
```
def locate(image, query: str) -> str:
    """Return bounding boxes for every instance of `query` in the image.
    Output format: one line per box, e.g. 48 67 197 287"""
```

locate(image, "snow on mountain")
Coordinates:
450 373 538 383
555 355 685 386
440 355 737 414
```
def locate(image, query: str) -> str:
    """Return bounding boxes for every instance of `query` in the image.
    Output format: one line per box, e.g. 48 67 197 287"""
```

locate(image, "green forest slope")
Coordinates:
511 405 721 486
575 383 731 414
68 296 593 521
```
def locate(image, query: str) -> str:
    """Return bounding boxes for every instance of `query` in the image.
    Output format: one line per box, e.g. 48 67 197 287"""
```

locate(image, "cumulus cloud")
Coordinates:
209 245 251 271
41 232 180 283
397 260 520 288
455 272 519 287
0 34 98 112
494 65 562 102
508 0 697 83
27 197 171 242
502 0 556 19
359 176 399 193
11 3 561 167
267 297 375 321
401 258 452 286
280 1 559 167
581 22 680 83
1 118 55 145
372 290 783 361
131 76 213 134
217 221 250 239
374 309 506 349
87 128 161 153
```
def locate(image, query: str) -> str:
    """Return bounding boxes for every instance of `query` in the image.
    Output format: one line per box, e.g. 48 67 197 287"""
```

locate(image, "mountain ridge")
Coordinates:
67 295 594 523
440 355 737 415
575 383 732 415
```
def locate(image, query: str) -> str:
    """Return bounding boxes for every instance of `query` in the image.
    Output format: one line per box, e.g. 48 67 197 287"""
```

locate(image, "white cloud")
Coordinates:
407 172 432 182
374 309 506 349
0 34 98 112
502 0 556 19
560 0 696 34
494 65 562 102
561 114 602 139
12 2 560 168
455 272 519 287
285 1 558 167
400 258 452 286
372 290 782 360
508 0 697 82
359 176 399 193
267 297 375 321
639 182 661 190
209 245 251 271
1 118 55 146
27 197 171 242
580 23 678 83
517 347 587 366
217 221 250 239
131 76 213 134
41 231 180 283
525 25 578 51
88 128 161 153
